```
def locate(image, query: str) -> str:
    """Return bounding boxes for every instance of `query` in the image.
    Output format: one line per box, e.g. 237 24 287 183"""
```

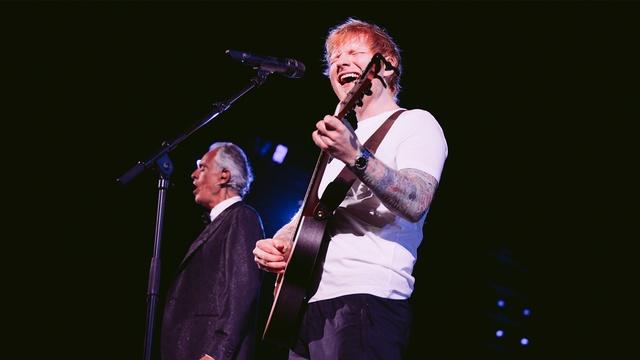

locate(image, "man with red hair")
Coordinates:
254 18 448 359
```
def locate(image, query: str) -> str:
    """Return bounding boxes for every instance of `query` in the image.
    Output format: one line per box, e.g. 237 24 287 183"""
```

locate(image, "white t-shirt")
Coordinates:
309 108 448 302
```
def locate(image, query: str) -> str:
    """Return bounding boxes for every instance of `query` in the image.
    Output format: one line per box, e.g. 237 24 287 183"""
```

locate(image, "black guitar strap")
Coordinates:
315 109 406 215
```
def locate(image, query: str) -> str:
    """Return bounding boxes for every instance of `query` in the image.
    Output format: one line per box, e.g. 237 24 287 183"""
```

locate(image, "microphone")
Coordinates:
226 49 305 79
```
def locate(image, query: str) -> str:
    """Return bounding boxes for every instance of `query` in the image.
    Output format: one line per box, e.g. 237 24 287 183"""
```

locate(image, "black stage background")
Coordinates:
3 1 637 359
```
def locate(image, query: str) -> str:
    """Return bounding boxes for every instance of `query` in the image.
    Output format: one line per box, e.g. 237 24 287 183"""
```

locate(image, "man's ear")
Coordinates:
383 56 398 77
219 169 231 185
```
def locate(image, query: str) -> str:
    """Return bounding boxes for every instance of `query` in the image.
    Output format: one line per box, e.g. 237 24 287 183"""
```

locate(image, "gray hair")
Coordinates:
208 142 254 198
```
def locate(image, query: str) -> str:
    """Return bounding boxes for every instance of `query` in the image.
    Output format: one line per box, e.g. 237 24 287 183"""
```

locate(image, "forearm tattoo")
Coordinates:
358 157 438 222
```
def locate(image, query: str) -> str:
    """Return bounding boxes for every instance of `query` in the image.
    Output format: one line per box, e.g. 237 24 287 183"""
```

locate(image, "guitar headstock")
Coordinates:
335 53 386 122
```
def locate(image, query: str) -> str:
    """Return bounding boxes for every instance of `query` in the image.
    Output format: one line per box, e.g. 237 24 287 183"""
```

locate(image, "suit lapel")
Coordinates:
178 201 242 270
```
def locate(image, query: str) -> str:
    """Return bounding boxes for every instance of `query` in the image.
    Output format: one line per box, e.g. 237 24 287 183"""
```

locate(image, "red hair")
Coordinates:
324 18 402 98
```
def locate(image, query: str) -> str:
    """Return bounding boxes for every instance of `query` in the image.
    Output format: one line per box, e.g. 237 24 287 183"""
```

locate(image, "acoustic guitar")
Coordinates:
262 53 387 346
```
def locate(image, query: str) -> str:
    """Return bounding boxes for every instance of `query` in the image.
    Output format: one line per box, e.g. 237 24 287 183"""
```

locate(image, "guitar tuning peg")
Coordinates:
364 88 373 96
356 99 363 107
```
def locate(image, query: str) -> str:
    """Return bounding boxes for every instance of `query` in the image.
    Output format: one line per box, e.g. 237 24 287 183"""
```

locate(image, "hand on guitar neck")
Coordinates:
312 114 361 166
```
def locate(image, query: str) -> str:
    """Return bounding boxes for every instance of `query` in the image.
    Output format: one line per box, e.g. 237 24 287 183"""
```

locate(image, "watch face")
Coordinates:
354 148 371 171
355 155 368 170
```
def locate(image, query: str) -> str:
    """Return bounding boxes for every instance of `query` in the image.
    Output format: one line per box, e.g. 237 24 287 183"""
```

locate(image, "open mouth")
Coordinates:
338 72 360 85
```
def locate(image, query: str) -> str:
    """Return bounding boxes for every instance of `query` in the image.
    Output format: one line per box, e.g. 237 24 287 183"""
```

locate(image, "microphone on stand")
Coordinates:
226 49 305 79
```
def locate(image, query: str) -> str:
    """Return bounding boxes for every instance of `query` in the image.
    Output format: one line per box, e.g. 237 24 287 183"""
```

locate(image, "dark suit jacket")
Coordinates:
161 201 264 360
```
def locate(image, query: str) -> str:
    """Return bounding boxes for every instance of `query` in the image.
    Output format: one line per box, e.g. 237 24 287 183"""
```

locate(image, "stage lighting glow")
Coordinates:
497 299 505 308
258 140 272 156
496 329 504 338
523 308 531 317
272 144 288 164
520 337 529 346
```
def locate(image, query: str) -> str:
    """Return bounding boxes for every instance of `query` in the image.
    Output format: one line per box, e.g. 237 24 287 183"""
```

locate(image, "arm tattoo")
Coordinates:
358 157 438 222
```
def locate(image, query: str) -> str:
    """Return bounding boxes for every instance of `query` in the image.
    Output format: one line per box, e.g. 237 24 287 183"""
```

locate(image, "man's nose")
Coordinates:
338 56 352 67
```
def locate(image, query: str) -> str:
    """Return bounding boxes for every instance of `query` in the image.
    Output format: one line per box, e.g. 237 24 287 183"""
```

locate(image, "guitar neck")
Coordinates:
299 150 331 218
296 53 384 220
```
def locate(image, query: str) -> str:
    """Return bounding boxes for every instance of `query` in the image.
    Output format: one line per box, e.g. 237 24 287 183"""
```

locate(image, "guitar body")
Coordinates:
262 54 386 346
262 212 331 345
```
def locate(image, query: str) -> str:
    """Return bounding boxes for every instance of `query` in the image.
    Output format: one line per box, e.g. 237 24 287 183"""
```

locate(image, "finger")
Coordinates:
323 115 342 131
253 248 285 262
312 130 329 150
273 242 289 254
272 238 290 250
255 259 287 273
316 120 329 136
253 245 285 263
256 239 285 256
263 261 287 272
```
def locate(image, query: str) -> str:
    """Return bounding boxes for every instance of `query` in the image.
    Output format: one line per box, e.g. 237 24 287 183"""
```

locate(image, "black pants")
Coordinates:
289 294 412 360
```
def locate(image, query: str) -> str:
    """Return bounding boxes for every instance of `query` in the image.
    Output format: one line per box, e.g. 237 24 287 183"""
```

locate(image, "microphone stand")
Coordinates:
116 70 271 360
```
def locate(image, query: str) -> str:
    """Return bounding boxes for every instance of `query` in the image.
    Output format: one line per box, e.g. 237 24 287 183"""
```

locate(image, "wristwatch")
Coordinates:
353 147 372 172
